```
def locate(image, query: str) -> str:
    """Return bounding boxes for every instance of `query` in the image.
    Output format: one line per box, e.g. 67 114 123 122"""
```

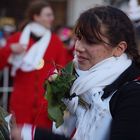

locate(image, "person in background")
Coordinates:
0 0 67 129
55 26 75 63
0 18 16 105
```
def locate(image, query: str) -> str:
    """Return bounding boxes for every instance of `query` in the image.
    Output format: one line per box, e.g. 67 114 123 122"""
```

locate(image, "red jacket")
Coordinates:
0 32 69 128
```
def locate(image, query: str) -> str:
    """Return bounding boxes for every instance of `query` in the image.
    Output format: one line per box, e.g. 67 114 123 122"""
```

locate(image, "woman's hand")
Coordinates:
10 43 26 54
11 126 22 140
10 114 22 140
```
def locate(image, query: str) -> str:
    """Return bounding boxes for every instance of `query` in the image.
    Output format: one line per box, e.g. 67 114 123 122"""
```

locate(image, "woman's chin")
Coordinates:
78 63 91 71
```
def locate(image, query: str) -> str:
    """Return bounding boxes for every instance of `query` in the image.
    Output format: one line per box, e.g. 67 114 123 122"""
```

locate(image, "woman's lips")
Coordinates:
77 56 87 62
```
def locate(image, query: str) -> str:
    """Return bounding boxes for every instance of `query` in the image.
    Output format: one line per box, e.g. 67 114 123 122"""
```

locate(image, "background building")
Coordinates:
1 0 140 27
0 0 107 27
66 0 107 26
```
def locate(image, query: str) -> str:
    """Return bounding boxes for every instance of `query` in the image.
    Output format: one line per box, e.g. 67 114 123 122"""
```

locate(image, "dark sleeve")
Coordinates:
110 82 140 140
34 127 70 140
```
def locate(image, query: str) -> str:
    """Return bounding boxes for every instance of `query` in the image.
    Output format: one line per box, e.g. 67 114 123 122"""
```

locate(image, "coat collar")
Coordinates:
102 62 140 99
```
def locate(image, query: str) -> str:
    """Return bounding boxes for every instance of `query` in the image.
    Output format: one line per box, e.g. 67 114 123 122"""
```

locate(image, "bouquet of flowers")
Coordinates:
44 62 76 128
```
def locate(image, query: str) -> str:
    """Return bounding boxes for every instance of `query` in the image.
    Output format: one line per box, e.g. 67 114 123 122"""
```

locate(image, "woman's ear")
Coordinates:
113 41 127 57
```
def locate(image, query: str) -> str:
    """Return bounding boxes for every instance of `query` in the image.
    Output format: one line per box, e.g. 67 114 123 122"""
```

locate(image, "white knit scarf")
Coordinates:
8 22 51 76
67 53 132 113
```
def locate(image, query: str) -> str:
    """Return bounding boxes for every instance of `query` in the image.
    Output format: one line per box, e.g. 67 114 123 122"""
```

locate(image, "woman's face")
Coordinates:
75 38 116 70
34 6 54 29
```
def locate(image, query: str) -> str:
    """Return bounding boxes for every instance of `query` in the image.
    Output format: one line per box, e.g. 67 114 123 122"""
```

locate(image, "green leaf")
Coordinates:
48 105 64 128
63 62 74 74
45 81 52 100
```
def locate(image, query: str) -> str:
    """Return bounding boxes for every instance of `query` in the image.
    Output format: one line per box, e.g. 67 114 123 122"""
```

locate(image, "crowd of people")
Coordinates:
1 0 140 140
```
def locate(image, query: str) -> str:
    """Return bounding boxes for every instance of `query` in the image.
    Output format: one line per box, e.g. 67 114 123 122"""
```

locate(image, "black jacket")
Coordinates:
34 128 70 140
103 63 140 140
35 63 140 140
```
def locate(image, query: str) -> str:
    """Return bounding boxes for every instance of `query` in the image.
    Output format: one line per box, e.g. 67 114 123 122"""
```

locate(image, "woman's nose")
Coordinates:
75 40 85 52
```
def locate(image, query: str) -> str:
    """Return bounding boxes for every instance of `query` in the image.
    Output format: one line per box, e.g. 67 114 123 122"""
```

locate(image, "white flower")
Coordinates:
48 69 58 82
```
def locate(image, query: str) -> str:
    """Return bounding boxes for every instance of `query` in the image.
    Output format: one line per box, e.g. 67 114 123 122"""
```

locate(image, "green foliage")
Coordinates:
44 62 76 128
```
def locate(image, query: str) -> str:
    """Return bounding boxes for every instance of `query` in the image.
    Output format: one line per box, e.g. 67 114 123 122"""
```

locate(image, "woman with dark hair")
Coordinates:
12 5 140 140
0 0 67 130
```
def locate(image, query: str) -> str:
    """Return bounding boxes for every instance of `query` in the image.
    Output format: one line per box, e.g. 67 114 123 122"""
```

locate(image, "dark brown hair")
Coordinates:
74 6 140 65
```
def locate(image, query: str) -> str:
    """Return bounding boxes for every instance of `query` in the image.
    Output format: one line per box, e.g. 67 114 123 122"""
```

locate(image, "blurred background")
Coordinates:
0 0 140 28
1 0 140 110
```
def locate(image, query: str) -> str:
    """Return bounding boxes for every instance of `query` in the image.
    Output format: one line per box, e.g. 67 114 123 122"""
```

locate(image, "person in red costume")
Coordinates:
0 0 68 129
